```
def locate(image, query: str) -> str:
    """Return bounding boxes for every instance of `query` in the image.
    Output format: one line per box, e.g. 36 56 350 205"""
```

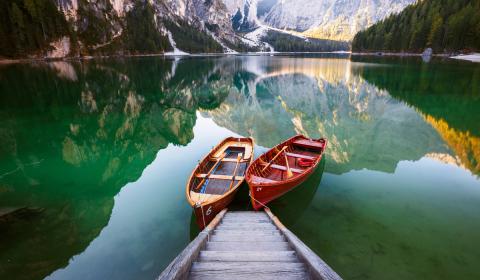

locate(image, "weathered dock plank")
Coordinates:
210 234 285 242
157 209 227 280
206 241 290 251
215 224 277 230
189 262 308 280
265 208 342 280
198 251 298 262
213 229 280 235
159 209 341 280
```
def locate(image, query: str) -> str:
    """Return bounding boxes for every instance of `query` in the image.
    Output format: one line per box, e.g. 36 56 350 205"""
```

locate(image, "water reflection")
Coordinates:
0 55 479 280
268 158 325 226
0 58 231 280
351 55 480 174
205 56 455 174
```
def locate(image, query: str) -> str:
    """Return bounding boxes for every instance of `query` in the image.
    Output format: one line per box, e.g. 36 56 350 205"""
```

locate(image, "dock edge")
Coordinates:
264 208 342 280
157 209 227 280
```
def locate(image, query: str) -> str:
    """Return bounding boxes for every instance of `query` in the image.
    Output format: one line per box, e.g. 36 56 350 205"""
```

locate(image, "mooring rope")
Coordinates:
248 191 270 210
199 204 206 230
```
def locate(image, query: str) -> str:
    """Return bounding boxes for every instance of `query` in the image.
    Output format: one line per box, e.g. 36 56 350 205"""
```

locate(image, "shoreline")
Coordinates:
2 51 479 64
351 52 450 57
450 53 480 63
0 51 351 65
351 51 480 63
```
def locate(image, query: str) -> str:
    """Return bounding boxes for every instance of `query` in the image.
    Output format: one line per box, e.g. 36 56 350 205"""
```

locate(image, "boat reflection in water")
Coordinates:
1 54 480 280
266 158 326 227
189 157 325 238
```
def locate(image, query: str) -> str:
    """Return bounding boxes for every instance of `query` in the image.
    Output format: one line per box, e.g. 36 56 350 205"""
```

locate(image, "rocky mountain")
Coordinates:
208 0 416 47
1 0 255 58
257 0 415 41
0 0 414 58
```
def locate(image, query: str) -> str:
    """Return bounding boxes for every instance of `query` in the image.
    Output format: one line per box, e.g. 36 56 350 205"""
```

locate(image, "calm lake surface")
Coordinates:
0 54 479 280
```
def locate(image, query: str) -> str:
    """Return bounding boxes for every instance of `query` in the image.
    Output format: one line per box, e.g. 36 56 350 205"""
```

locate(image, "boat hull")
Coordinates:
246 134 326 210
192 187 238 229
249 165 317 210
186 137 254 230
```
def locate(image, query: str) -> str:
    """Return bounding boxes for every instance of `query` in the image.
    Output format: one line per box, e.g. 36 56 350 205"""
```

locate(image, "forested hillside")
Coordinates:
352 0 480 53
0 0 238 58
0 0 71 58
263 31 350 52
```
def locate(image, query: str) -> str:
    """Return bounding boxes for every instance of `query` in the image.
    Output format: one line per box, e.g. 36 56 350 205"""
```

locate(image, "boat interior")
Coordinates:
249 138 325 183
190 140 252 202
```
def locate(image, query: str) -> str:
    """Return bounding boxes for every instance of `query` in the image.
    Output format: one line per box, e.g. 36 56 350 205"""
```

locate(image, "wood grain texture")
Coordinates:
186 138 254 230
210 234 285 242
264 208 342 280
212 231 284 238
216 224 277 230
285 152 316 160
159 209 340 280
198 251 298 262
189 262 308 280
206 241 290 251
221 217 271 222
268 164 304 174
157 209 227 280
195 174 245 181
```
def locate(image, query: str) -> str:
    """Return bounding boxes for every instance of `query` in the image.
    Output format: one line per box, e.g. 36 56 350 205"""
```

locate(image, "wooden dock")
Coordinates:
158 209 341 280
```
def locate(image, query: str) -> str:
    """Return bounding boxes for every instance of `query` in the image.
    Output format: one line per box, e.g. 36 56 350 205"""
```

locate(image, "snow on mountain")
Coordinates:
261 0 415 41
4 0 416 57
225 0 260 31
51 0 245 55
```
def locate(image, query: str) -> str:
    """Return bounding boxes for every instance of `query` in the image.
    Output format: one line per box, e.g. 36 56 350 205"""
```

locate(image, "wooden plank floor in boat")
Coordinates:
189 211 307 280
158 209 341 280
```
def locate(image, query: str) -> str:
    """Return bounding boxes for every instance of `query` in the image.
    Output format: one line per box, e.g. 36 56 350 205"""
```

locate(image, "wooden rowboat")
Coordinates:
246 134 327 210
186 137 254 229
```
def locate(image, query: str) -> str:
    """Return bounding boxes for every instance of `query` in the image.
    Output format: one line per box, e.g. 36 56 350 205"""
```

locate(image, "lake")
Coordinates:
0 54 479 280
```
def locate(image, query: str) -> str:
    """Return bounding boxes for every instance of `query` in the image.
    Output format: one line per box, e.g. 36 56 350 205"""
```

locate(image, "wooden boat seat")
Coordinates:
285 152 315 161
213 158 249 163
195 174 245 181
189 191 221 204
269 164 304 174
213 140 253 159
250 175 278 184
292 139 324 150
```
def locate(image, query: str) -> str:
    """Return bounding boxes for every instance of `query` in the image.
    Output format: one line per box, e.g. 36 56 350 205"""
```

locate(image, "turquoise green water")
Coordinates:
0 55 479 280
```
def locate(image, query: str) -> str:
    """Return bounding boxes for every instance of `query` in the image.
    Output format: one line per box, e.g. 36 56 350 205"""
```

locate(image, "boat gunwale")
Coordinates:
186 136 254 207
246 134 327 187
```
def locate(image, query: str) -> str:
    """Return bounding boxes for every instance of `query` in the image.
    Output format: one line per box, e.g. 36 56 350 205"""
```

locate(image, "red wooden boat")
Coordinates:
246 134 327 210
186 137 254 229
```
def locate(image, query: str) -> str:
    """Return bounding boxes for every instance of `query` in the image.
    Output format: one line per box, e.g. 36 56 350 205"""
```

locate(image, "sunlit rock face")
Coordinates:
351 55 480 176
51 0 240 55
204 57 449 174
224 0 260 31
423 116 480 175
261 0 415 41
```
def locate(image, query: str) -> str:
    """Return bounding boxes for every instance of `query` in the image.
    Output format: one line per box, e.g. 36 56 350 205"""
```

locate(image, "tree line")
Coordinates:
263 30 350 52
0 0 70 58
352 0 480 53
0 0 222 58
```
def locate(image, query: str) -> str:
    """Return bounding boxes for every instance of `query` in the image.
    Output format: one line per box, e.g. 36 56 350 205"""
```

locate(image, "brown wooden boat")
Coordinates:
246 134 327 210
186 137 254 229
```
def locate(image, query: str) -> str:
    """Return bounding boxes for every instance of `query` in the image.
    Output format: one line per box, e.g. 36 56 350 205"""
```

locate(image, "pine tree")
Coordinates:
11 3 26 54
352 0 480 53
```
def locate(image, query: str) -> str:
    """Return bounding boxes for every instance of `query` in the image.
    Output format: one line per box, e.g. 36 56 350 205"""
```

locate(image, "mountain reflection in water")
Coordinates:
0 55 479 280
